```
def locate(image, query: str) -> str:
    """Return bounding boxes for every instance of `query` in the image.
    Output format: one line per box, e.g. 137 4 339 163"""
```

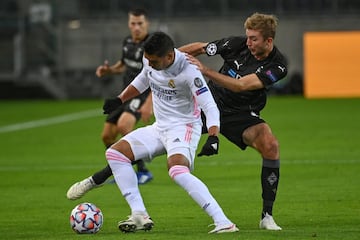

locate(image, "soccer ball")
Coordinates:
70 202 103 234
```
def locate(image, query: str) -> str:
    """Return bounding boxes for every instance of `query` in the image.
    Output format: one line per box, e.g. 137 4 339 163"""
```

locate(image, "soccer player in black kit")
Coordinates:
181 12 287 230
67 8 153 200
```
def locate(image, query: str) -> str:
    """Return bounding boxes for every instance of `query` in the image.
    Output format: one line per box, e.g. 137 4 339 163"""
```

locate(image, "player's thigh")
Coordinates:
122 125 165 161
123 97 144 120
117 111 137 135
163 123 202 169
242 123 275 149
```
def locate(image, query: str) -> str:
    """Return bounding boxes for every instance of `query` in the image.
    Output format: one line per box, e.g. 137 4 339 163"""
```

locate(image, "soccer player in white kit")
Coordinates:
102 32 238 234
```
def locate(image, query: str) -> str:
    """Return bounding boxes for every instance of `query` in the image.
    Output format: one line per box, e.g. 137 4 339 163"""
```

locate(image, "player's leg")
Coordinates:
243 123 282 230
108 125 162 232
119 107 153 184
166 125 238 234
66 121 117 200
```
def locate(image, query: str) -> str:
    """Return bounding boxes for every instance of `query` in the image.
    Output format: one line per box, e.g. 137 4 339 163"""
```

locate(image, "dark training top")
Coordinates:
121 35 149 87
205 36 288 115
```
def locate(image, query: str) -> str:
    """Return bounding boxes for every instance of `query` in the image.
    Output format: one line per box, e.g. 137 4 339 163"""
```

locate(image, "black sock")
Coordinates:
261 159 280 218
136 159 148 172
92 164 113 185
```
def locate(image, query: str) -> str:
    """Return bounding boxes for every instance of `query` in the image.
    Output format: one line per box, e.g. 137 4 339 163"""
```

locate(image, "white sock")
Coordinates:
169 165 231 225
106 148 147 215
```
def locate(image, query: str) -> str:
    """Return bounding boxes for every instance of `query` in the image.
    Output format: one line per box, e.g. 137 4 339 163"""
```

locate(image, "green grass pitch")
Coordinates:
0 97 359 239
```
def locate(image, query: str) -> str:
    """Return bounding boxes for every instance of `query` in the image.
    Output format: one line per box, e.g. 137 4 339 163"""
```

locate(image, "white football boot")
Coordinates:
208 223 239 234
66 176 97 200
118 212 154 233
259 213 282 230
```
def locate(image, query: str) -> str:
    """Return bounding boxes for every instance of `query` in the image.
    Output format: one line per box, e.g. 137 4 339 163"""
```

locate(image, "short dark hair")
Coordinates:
144 31 174 57
128 8 148 18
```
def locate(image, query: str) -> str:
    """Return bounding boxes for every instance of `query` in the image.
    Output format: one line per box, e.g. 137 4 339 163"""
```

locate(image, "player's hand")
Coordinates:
197 135 219 157
96 60 110 77
103 98 122 114
186 53 209 74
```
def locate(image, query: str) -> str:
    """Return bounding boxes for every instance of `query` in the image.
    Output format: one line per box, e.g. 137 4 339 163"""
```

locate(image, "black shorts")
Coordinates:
201 111 265 150
105 92 149 124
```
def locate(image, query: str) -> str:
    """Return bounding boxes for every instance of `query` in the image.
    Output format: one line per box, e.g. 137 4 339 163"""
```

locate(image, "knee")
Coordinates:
101 132 115 145
263 137 279 159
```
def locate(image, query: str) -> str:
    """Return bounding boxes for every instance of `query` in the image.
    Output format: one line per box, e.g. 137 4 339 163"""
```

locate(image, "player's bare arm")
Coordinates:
118 85 141 103
207 125 219 136
96 60 126 77
187 54 264 92
178 42 207 56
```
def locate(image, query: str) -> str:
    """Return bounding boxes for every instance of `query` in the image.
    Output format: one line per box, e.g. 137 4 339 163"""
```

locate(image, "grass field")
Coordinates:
0 97 359 240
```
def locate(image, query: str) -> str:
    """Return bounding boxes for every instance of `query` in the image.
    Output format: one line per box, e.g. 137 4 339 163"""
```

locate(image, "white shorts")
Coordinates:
122 122 202 168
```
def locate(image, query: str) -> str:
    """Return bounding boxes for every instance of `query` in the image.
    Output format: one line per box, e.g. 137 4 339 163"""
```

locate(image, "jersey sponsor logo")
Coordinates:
168 79 176 88
194 77 203 88
206 43 217 56
150 82 177 101
195 86 208 96
266 70 278 82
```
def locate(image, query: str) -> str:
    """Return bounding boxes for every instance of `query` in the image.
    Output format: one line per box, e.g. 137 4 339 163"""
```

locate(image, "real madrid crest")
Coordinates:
168 79 176 88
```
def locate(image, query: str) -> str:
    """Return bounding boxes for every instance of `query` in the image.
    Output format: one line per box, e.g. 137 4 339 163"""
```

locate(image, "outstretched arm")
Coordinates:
178 42 207 56
96 60 126 77
186 54 264 92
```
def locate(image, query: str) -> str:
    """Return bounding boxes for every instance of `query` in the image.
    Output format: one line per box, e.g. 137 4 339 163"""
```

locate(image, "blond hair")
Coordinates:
244 13 278 39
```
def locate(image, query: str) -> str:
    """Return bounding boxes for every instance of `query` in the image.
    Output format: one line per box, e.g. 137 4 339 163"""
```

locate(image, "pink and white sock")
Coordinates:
169 165 231 225
106 148 147 214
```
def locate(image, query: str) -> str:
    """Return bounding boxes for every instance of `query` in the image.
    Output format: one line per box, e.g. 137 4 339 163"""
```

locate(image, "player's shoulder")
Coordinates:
271 46 288 65
122 35 133 45
206 36 246 56
213 35 246 45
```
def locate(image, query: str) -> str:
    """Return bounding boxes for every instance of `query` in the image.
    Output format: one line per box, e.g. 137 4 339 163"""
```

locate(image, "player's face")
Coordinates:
144 52 174 71
246 29 272 60
128 14 149 42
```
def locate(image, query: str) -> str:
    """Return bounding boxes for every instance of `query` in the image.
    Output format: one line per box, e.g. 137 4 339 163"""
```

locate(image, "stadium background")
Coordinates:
1 0 359 99
1 1 360 239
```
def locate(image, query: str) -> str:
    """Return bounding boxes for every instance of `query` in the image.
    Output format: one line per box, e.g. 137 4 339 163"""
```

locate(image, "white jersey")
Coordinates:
131 49 219 131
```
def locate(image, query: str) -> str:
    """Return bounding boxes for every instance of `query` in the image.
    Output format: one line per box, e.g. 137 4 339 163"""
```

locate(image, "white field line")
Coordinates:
0 109 101 133
0 159 359 172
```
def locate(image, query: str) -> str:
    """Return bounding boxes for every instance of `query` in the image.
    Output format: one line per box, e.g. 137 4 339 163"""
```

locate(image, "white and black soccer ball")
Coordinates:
70 202 103 234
